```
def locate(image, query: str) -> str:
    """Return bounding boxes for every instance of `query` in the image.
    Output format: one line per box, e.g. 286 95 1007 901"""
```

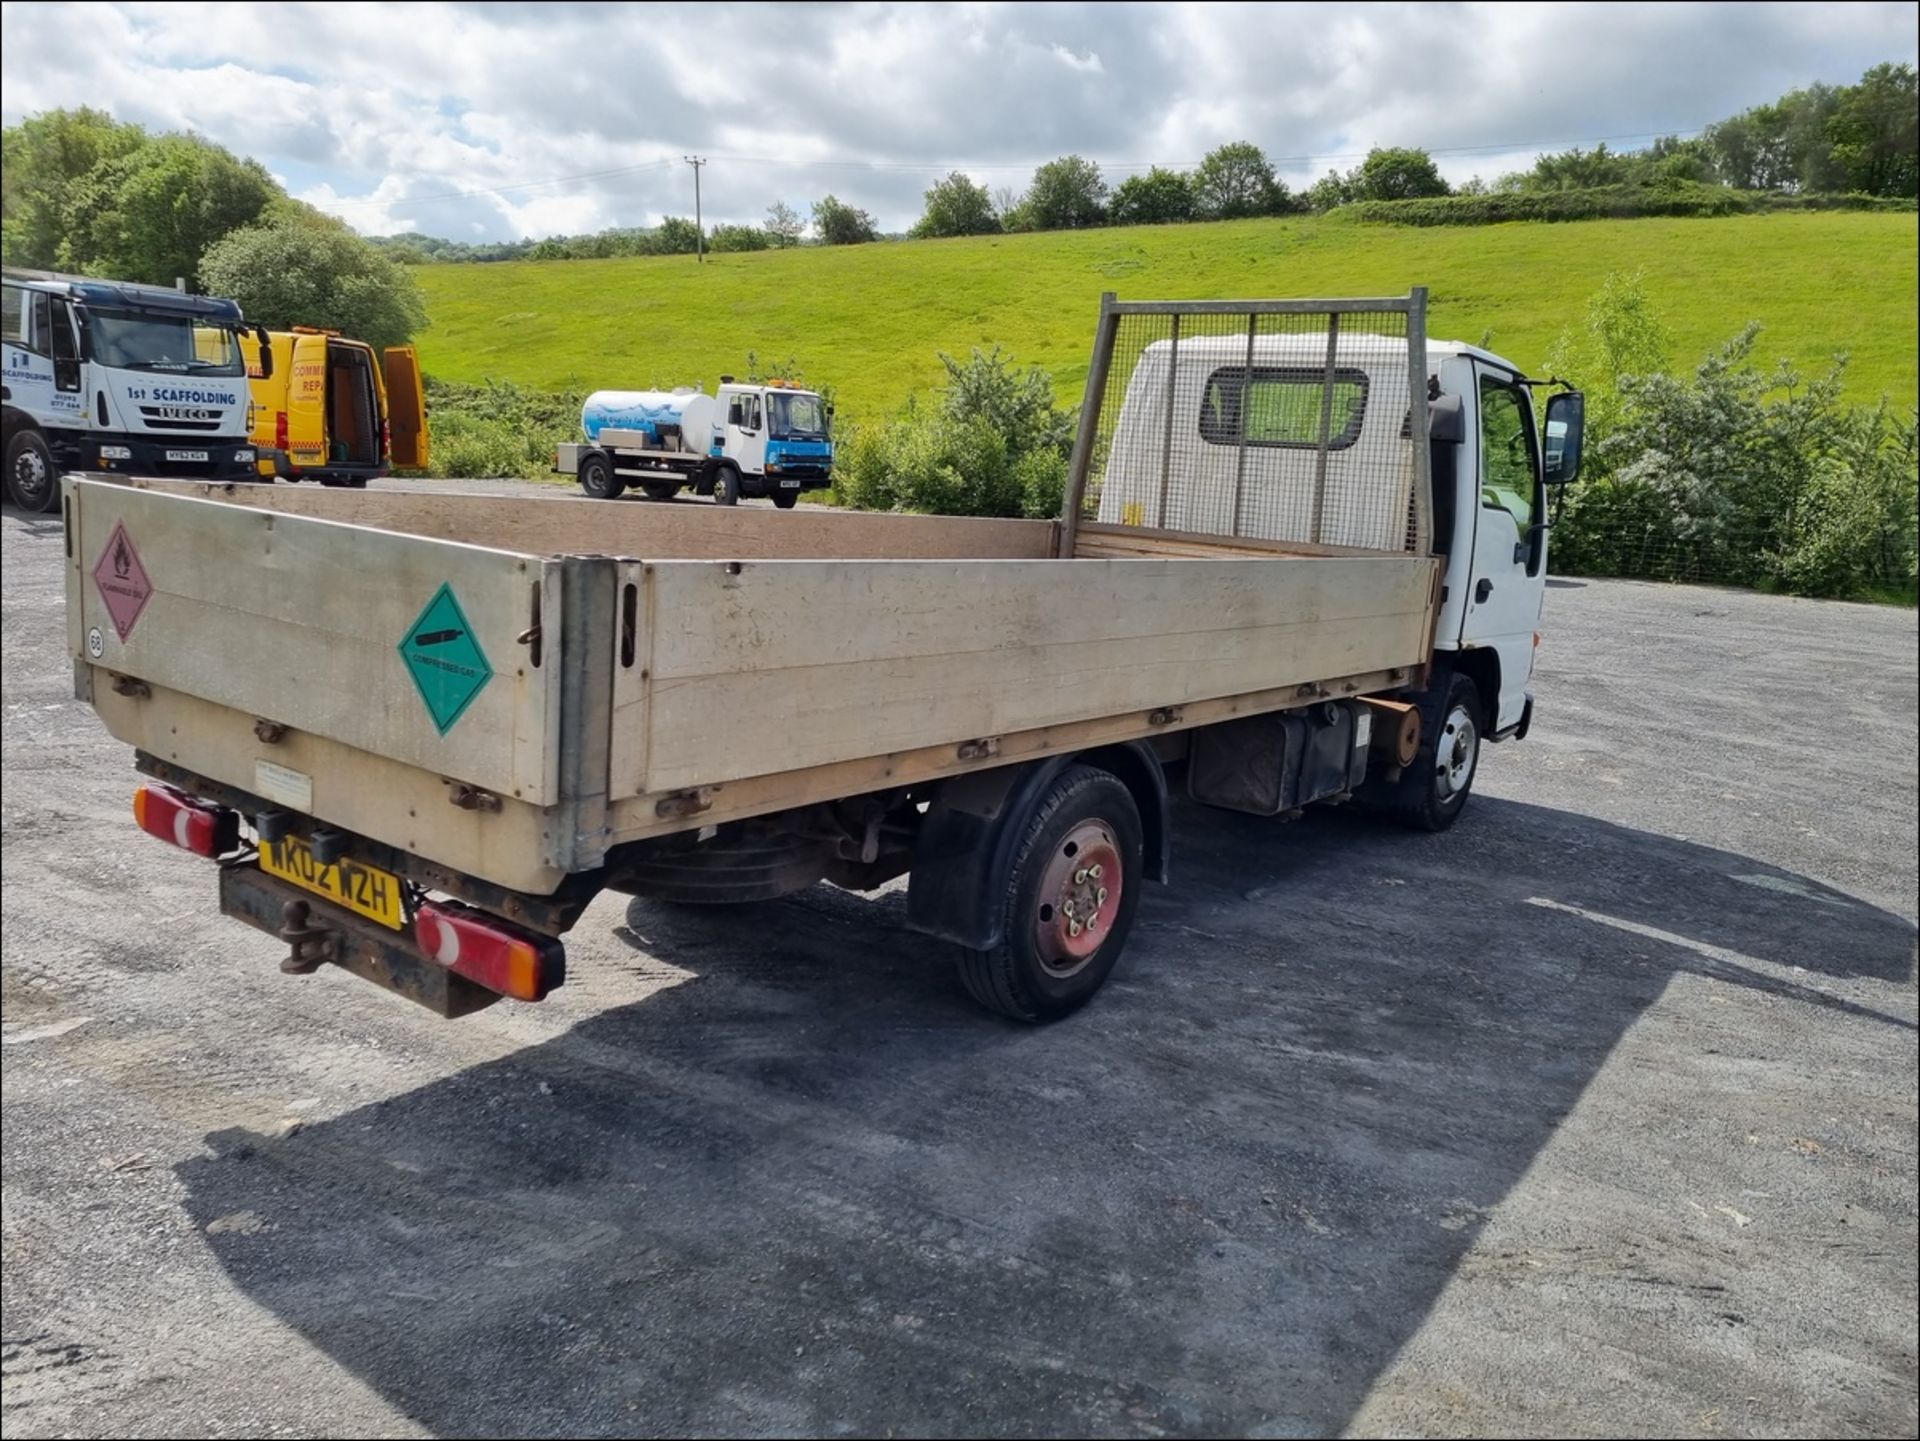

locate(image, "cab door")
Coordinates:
382 346 428 469
719 388 767 474
1459 363 1546 731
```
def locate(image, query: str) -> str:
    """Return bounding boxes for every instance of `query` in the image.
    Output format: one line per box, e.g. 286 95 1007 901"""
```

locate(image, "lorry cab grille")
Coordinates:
137 406 225 432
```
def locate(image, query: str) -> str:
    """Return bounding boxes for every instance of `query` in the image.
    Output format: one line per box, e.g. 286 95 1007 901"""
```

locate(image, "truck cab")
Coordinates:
709 379 834 505
1096 333 1583 742
2 267 269 512
240 327 428 487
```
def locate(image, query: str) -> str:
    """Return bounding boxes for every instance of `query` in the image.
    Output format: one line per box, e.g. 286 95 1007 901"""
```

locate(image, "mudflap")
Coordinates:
219 862 499 1018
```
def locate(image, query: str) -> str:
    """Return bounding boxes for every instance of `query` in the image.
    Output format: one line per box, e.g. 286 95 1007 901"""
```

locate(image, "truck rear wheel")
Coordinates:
711 466 740 506
953 764 1143 1023
772 490 799 510
579 453 624 500
5 429 58 513
642 481 680 502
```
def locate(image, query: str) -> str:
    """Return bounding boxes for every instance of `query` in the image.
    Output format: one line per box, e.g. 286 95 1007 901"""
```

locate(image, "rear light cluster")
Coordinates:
133 784 238 857
414 900 565 1002
275 409 289 453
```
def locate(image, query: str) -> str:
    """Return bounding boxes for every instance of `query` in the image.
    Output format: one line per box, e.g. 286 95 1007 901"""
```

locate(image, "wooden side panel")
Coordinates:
627 554 1438 796
120 478 1056 561
72 480 561 805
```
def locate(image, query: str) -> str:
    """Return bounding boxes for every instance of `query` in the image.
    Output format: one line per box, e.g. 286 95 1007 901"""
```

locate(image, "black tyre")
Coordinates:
579 452 624 500
1367 672 1483 832
642 481 680 502
5 429 59 513
772 489 799 510
710 465 740 506
954 764 1144 1023
318 475 369 489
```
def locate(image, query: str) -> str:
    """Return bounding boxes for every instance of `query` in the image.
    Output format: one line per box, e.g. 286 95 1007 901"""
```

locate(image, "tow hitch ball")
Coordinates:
278 899 336 974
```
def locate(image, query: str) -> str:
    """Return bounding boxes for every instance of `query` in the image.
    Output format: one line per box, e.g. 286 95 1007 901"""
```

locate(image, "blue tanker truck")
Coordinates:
553 377 833 507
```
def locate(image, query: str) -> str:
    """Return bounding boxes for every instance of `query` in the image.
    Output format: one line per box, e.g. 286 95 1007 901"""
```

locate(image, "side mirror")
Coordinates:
1426 391 1464 443
1543 390 1584 485
251 326 274 379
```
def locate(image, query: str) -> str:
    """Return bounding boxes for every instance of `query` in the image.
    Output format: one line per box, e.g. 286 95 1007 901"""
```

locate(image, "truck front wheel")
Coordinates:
711 465 741 506
953 764 1144 1023
1364 672 1482 832
4 429 58 513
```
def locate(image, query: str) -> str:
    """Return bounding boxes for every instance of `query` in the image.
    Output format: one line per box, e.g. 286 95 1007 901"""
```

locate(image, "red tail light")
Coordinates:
275 410 289 452
382 417 392 460
414 901 565 1002
133 784 237 857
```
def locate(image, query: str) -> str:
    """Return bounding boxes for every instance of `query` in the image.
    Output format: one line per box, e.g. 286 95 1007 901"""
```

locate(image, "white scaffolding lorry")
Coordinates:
4 268 270 512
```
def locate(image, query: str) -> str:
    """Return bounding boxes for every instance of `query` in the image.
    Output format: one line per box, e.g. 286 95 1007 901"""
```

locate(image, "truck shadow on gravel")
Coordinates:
176 796 1915 1438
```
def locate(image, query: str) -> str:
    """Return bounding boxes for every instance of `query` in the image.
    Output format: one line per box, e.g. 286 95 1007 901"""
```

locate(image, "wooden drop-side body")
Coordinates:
67 476 1440 897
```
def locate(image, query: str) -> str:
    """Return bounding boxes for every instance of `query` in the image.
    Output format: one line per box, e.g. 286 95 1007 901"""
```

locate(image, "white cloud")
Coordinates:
2 1 1913 240
1051 44 1104 74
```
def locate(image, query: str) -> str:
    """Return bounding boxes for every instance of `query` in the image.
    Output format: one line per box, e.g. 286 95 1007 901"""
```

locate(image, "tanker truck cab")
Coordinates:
240 327 428 488
2 267 269 512
712 379 833 505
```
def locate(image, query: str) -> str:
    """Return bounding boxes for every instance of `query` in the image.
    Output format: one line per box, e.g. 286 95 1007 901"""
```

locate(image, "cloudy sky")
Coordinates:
2 1 1914 241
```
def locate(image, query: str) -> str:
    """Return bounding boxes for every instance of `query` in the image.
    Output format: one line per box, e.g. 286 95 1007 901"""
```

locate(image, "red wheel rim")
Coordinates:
1034 819 1124 977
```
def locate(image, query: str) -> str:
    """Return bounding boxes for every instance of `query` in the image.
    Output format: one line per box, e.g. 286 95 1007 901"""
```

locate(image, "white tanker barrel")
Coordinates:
581 389 718 451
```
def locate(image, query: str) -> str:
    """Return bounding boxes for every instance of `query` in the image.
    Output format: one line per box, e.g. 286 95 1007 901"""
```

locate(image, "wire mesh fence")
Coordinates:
1064 294 1430 555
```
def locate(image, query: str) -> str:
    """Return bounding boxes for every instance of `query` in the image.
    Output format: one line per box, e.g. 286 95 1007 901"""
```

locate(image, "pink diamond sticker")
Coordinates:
93 520 154 641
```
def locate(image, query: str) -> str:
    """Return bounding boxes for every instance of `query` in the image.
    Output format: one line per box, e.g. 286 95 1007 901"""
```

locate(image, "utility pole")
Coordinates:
683 155 706 263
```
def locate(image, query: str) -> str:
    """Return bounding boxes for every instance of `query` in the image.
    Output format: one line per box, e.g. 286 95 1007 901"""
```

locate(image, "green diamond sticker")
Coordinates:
398 583 493 735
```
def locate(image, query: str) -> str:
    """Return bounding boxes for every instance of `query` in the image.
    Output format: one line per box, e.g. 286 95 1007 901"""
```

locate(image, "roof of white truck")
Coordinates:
1133 332 1523 374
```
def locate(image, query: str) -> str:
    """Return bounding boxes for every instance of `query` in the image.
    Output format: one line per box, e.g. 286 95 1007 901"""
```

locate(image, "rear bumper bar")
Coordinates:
219 862 502 1018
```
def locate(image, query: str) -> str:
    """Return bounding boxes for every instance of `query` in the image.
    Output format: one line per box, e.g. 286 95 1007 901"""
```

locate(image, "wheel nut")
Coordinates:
1069 920 1082 937
1074 868 1088 884
1063 900 1076 917
1090 864 1103 880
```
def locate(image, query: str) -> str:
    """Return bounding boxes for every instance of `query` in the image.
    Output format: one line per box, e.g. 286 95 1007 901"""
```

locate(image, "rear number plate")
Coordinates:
260 836 406 931
165 449 209 462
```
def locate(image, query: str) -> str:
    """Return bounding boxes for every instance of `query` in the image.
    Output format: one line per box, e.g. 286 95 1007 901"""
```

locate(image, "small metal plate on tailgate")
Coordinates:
254 759 313 811
260 837 406 931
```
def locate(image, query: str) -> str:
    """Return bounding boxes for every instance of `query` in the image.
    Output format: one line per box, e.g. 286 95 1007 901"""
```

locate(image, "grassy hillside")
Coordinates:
415 211 1918 424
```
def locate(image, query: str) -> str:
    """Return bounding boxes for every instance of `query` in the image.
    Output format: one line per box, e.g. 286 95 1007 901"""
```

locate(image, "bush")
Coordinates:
708 223 770 252
423 377 583 480
832 348 1075 519
813 194 880 245
1546 275 1919 600
1344 181 1914 226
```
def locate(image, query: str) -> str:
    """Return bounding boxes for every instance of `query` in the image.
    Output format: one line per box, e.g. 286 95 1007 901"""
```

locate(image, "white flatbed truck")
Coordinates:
66 291 1583 1022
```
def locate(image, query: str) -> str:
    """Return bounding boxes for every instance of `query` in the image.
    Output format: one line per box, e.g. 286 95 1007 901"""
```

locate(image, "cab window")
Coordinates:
1478 375 1539 534
1 284 24 346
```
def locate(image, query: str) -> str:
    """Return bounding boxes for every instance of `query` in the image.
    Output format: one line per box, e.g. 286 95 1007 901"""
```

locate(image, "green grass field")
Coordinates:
414 211 1918 424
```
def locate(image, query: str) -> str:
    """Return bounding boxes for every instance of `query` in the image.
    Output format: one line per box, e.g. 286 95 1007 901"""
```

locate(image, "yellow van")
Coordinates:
241 327 428 486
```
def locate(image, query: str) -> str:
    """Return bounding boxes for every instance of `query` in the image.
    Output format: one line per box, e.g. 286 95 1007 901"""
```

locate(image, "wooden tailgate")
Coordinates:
68 479 563 806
